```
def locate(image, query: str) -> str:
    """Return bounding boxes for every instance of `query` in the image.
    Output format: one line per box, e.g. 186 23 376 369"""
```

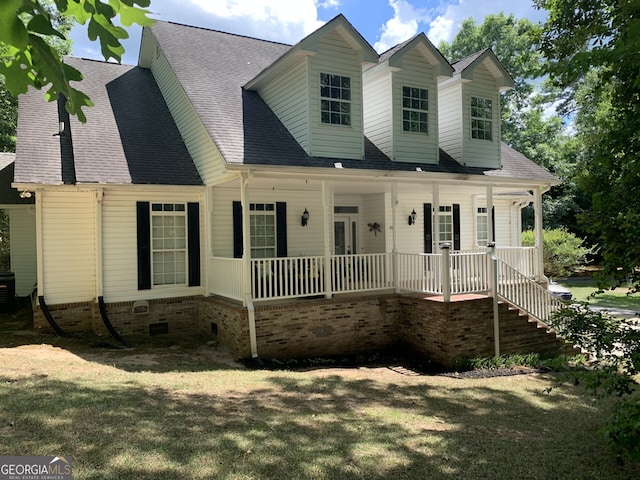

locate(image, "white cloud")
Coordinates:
426 0 547 45
189 0 323 43
373 0 431 53
316 0 341 8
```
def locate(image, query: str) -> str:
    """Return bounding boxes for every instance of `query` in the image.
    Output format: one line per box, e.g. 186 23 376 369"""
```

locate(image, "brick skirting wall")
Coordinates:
253 295 399 359
33 293 568 366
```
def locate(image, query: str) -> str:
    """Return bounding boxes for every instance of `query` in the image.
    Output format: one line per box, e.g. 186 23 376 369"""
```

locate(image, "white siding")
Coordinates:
41 191 96 304
462 65 501 169
9 207 36 296
101 188 204 302
392 50 439 164
151 49 226 185
362 194 386 254
395 193 431 253
309 30 364 159
437 82 463 162
363 67 393 159
211 187 326 258
259 59 310 153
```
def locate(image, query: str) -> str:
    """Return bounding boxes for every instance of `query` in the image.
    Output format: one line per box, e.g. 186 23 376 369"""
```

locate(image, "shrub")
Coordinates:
548 304 640 461
522 227 592 278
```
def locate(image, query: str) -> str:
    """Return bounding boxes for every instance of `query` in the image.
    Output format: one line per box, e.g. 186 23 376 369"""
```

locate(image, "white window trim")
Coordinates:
320 72 351 127
151 203 187 287
402 85 429 135
249 203 276 259
470 96 493 141
438 205 453 244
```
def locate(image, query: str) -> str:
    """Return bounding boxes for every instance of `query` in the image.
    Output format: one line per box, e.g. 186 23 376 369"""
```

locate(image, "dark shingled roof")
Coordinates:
451 48 490 74
0 153 34 205
15 58 202 186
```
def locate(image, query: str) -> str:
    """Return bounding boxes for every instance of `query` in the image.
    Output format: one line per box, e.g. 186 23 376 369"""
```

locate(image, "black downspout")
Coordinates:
98 296 131 348
38 296 66 336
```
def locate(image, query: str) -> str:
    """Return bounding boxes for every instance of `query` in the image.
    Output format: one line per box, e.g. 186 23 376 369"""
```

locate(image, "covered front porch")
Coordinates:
205 170 549 307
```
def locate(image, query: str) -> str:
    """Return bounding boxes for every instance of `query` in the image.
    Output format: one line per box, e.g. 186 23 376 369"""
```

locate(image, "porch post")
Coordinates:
392 183 399 293
533 187 546 281
322 181 332 299
433 183 440 251
487 242 500 357
441 243 451 302
241 173 258 358
486 185 494 244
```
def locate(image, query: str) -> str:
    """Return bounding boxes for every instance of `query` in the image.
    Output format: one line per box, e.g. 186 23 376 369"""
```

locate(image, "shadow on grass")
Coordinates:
1 370 639 479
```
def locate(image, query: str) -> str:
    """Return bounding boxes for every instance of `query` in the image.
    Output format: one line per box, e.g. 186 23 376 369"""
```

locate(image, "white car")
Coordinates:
548 281 573 301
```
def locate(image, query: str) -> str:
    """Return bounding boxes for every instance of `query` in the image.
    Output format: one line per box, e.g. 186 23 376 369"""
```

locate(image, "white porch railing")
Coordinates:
208 248 550 316
495 247 537 278
209 257 243 301
397 253 442 294
450 251 490 294
331 253 393 294
251 256 325 300
496 259 565 325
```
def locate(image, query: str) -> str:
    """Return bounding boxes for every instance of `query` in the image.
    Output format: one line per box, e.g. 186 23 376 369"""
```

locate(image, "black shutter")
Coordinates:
453 203 461 250
491 205 496 244
187 203 201 287
233 201 243 258
423 203 432 253
136 201 151 290
276 202 287 257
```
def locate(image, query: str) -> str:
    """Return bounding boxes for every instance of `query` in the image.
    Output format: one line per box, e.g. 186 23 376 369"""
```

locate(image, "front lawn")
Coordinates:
1 331 639 479
558 276 640 311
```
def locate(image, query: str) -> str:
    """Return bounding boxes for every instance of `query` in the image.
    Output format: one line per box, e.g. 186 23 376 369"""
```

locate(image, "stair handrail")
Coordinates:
495 259 566 326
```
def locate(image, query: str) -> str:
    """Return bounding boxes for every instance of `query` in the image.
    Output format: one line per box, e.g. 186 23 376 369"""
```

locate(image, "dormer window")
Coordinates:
402 86 428 134
320 73 351 126
471 96 492 141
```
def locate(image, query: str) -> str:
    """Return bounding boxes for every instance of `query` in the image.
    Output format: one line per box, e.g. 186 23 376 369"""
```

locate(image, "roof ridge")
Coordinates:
157 19 293 48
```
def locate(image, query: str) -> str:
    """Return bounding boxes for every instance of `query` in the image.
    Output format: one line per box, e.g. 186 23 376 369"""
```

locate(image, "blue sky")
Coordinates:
71 0 547 65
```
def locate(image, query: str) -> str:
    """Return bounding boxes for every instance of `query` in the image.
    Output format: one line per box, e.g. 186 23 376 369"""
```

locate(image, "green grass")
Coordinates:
1 330 639 479
557 276 640 310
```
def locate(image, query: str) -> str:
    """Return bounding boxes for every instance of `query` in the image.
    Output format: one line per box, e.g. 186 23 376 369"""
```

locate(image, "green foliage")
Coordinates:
522 228 592 278
535 0 640 293
0 210 9 270
0 0 154 122
548 304 640 460
455 353 585 372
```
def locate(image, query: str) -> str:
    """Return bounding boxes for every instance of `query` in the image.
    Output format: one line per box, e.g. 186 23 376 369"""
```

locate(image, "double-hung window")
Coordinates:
250 203 276 258
471 96 492 140
438 205 453 244
320 73 351 126
476 207 488 247
152 203 187 286
402 86 428 134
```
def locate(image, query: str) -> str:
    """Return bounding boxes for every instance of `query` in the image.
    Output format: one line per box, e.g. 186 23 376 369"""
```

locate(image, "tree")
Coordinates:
1 0 72 152
534 0 640 292
0 0 154 123
521 228 592 278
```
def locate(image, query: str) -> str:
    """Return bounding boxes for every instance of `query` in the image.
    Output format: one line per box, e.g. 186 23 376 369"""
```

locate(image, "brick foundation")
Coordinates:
32 293 570 367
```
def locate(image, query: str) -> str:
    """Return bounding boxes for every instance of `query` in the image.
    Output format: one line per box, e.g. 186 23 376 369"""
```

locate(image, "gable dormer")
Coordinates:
363 34 453 164
437 49 514 169
245 15 378 160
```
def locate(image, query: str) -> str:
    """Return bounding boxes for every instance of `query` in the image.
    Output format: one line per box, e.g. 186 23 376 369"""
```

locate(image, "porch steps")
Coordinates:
497 301 578 356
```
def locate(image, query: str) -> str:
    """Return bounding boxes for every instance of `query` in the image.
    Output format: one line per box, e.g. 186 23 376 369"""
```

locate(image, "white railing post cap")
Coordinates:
440 243 451 250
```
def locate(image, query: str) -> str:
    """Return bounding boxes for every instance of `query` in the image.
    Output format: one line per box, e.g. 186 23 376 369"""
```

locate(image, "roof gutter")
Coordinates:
225 163 561 188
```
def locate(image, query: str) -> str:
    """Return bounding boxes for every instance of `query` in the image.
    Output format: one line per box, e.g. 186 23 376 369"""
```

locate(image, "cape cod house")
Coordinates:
6 15 569 366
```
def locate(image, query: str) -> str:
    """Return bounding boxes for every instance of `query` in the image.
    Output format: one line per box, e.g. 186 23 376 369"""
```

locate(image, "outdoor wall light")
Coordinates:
408 209 417 225
301 207 310 227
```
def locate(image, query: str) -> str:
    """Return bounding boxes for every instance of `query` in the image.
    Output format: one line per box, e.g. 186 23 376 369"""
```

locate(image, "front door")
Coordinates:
334 215 358 255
